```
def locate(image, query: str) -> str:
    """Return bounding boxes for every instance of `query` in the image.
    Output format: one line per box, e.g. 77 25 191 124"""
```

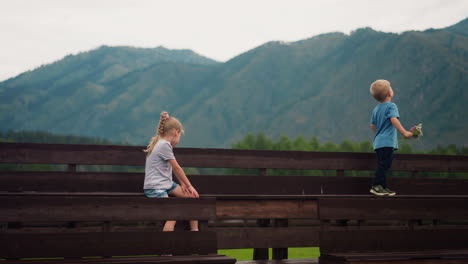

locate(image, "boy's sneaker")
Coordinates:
370 185 388 196
384 188 396 196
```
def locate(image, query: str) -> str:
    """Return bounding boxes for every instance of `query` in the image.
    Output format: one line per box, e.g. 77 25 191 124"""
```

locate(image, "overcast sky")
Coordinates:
1 0 467 81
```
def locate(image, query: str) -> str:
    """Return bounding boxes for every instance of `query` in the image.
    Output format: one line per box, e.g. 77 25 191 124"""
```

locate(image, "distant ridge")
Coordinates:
0 18 467 149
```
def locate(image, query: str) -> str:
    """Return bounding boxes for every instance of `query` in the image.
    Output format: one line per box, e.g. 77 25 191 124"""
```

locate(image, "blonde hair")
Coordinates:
370 79 391 102
144 111 184 157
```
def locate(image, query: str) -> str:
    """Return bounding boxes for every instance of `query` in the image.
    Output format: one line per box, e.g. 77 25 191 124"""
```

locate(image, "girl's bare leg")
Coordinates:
161 195 176 231
163 220 176 231
169 186 199 231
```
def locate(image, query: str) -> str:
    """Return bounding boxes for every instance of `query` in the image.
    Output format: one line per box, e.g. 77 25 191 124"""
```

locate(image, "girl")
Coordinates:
143 111 199 232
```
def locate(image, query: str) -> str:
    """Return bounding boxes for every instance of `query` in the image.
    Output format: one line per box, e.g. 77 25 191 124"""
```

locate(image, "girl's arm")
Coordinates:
390 117 412 138
168 159 199 197
370 124 376 133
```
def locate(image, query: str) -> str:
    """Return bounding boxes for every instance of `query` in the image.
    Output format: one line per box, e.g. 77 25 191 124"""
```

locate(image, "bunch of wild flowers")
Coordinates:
410 123 423 138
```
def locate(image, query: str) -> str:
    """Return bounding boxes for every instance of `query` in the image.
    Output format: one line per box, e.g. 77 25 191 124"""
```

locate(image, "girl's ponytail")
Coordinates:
144 112 170 157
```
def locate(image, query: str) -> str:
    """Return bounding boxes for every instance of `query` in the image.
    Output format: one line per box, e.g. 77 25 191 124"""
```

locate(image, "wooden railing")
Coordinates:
2 142 467 171
1 142 468 263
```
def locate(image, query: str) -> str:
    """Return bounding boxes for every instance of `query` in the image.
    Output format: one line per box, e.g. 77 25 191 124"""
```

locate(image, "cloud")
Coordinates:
0 0 467 81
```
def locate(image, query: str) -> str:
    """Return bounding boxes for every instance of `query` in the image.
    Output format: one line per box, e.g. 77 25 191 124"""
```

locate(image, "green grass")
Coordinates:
218 247 320 261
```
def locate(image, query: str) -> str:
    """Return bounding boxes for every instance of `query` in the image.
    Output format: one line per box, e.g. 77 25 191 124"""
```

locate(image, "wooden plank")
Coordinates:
3 172 468 195
1 255 236 264
319 229 468 253
0 143 145 166
320 250 468 264
194 176 468 196
177 148 468 172
216 227 320 249
248 257 320 264
318 197 468 220
2 172 468 195
195 175 369 195
387 177 468 196
2 142 468 172
0 231 217 258
0 171 143 192
216 199 318 219
0 196 216 221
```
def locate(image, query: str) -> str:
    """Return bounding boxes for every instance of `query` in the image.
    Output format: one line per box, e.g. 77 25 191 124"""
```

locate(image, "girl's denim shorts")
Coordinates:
144 182 179 198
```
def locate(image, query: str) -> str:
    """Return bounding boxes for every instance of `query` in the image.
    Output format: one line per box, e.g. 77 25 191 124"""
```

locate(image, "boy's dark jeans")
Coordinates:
373 147 394 188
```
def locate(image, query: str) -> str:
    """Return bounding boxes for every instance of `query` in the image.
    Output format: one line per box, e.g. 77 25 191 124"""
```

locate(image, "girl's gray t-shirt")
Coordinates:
144 139 176 190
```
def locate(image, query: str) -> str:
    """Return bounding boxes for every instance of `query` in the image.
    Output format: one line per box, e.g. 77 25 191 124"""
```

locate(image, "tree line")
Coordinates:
228 132 468 178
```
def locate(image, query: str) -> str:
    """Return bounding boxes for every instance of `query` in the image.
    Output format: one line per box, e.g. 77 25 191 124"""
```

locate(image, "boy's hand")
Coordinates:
404 131 413 138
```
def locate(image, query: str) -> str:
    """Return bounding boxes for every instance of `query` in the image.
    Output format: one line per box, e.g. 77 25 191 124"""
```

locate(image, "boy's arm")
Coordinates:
390 117 412 138
370 124 376 133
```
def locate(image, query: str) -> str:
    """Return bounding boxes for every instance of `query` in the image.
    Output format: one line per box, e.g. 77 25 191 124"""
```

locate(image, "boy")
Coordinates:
369 80 412 196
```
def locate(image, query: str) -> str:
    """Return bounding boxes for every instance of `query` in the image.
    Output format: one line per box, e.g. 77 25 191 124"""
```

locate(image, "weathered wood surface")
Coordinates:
0 171 144 192
3 172 468 195
319 251 468 264
238 259 318 264
318 197 468 220
319 229 468 253
0 196 216 221
0 255 237 264
216 199 318 219
0 231 218 258
2 142 468 172
216 227 319 249
2 142 468 262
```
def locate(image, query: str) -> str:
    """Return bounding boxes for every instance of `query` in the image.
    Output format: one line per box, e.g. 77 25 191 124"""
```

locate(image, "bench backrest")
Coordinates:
2 142 468 171
3 171 468 195
2 142 468 258
318 196 468 254
2 142 468 195
0 195 217 258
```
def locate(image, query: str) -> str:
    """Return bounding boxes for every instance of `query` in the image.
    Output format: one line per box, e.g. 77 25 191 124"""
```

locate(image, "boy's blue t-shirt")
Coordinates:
370 102 400 150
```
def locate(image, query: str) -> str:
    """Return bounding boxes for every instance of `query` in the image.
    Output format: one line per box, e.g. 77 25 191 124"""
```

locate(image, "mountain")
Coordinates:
445 17 468 37
0 46 219 141
1 18 467 149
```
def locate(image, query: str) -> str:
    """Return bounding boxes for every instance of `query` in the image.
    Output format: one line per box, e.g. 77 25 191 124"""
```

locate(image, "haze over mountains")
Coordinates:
1 18 467 149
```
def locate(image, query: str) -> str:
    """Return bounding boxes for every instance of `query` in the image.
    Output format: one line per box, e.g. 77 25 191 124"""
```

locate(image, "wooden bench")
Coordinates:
2 142 468 196
2 142 468 263
0 194 235 263
318 196 468 263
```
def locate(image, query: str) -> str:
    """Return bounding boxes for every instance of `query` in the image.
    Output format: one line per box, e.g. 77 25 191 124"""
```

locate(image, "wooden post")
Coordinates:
253 168 270 260
320 220 331 230
357 219 367 229
272 219 288 260
253 218 270 260
67 164 77 172
408 219 422 230
335 170 347 226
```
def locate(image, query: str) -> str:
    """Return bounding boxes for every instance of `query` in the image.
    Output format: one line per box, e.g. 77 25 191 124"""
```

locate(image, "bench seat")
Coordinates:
0 255 236 264
320 250 468 264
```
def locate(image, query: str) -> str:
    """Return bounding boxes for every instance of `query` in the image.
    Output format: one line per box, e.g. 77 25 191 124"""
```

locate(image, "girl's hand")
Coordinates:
187 186 199 198
181 186 191 196
181 185 199 198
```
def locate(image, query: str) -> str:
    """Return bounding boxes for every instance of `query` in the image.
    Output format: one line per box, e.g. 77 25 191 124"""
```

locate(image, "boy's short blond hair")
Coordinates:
370 79 391 102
